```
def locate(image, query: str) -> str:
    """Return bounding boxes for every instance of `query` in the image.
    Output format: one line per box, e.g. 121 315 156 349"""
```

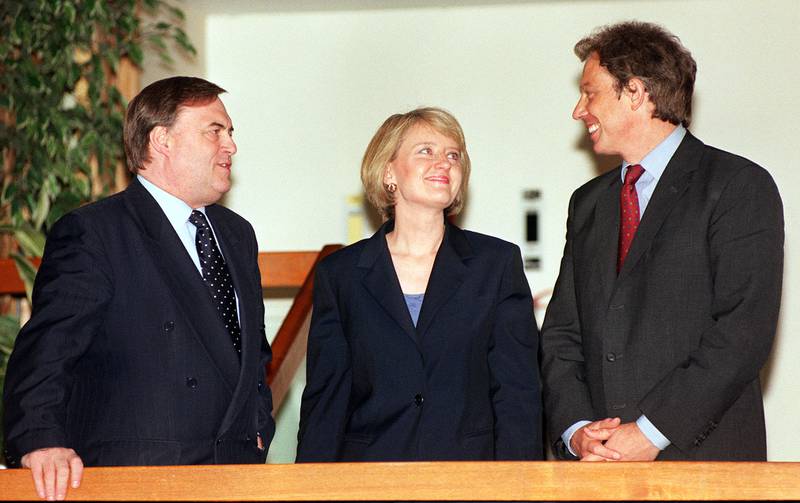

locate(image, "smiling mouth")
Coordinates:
426 176 450 184
588 124 599 134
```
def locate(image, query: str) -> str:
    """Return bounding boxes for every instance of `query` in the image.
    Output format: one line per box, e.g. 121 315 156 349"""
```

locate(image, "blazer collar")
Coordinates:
122 179 241 391
617 132 703 280
357 218 472 348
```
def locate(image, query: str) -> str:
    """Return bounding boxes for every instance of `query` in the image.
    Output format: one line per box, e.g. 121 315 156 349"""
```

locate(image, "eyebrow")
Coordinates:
411 141 459 149
209 121 234 132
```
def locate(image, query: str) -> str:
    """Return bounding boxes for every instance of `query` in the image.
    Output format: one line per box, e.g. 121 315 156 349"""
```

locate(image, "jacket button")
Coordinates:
186 377 198 389
606 352 616 362
414 394 424 407
163 321 175 332
216 438 223 445
611 403 626 410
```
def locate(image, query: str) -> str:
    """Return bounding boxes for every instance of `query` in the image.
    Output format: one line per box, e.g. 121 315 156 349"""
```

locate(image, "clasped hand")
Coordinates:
571 417 659 461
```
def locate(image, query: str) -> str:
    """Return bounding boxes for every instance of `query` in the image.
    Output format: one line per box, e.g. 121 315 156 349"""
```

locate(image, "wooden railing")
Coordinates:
0 245 342 412
259 245 342 410
2 461 800 500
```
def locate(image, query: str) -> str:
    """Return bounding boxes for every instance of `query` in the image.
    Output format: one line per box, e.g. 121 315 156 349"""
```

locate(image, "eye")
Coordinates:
418 147 432 155
447 151 460 161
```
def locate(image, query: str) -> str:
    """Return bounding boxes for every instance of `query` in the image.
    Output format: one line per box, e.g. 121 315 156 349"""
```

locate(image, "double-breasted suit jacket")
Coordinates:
296 220 542 462
3 178 275 466
541 133 783 460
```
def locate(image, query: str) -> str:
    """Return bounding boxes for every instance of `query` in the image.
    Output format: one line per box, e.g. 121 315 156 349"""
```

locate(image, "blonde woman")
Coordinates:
297 107 542 461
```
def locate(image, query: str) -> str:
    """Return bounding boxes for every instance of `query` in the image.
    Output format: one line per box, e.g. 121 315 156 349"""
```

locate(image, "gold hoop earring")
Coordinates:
386 183 397 193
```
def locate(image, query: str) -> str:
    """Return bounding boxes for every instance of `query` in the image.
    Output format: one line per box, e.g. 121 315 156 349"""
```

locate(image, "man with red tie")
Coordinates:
541 21 784 461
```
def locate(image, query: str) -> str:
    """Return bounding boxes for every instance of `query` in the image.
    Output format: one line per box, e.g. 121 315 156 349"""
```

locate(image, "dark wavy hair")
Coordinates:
575 21 696 127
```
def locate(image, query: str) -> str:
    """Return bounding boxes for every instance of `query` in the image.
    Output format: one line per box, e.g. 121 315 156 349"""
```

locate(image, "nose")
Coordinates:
435 152 453 169
572 95 587 121
222 132 237 155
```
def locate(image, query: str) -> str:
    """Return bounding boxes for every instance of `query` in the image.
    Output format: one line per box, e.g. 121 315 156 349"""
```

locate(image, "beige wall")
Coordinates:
144 0 800 461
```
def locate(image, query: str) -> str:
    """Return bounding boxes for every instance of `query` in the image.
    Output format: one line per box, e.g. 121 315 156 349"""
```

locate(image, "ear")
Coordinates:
149 126 170 158
383 164 396 185
624 77 649 112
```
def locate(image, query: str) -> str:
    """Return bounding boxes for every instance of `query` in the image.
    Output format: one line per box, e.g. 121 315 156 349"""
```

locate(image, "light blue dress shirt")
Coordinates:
563 125 687 456
138 175 240 320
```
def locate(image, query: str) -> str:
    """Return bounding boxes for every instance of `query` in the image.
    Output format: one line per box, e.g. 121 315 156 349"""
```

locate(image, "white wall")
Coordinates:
144 0 800 461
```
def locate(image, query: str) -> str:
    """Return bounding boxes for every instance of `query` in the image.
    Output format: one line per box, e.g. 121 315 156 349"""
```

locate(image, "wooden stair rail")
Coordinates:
262 245 342 411
0 245 342 412
2 461 800 500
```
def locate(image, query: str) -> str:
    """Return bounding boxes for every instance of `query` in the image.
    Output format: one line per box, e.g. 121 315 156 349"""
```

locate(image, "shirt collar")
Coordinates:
137 175 205 228
622 125 686 183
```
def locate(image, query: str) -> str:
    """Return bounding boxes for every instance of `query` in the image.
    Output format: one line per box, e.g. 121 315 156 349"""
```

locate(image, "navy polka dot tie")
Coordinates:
189 210 242 357
618 164 645 274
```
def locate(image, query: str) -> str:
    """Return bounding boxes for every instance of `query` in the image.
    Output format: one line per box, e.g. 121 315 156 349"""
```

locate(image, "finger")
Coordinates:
589 442 622 460
69 455 84 489
42 459 57 501
583 427 618 440
588 417 621 430
580 453 606 462
54 459 70 501
29 460 46 500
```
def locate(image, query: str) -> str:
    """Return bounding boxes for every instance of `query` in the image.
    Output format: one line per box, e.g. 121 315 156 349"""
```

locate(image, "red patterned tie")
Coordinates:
618 164 645 273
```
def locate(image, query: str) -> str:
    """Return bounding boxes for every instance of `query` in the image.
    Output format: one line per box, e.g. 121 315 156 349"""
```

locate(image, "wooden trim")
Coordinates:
1 461 799 501
0 252 320 295
266 245 342 410
0 247 340 410
258 251 320 289
0 257 40 295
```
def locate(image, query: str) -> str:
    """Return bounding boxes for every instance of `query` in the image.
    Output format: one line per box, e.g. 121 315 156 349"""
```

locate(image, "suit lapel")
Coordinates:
617 133 702 280
593 175 622 305
415 222 470 340
123 180 239 392
206 205 256 435
358 220 419 347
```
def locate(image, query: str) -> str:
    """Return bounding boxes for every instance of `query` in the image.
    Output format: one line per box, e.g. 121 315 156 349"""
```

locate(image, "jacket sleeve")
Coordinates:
539 192 597 459
248 227 275 454
2 213 113 466
295 261 351 462
489 244 543 460
638 163 783 452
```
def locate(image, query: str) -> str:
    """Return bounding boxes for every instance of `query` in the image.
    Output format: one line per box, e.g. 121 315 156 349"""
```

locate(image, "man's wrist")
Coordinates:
636 415 671 450
562 420 592 457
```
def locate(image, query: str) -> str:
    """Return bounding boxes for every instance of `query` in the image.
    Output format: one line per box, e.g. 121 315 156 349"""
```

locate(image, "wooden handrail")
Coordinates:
1 461 799 501
265 244 342 410
0 251 326 295
0 246 343 412
0 257 40 295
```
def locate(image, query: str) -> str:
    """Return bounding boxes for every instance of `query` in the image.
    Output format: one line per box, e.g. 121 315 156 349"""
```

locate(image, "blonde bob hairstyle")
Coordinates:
361 107 471 220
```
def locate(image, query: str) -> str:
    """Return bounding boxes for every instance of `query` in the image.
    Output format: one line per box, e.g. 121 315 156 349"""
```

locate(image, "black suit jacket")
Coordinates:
541 133 783 460
3 178 275 466
296 220 542 462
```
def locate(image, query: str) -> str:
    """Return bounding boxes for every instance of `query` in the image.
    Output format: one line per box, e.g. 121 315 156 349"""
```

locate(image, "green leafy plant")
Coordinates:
0 0 195 464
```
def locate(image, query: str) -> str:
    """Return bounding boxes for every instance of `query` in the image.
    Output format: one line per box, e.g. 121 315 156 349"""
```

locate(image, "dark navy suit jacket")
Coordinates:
296 219 542 461
3 178 275 466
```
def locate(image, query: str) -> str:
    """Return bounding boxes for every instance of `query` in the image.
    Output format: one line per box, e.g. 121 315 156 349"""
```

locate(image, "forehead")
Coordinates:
401 122 459 147
580 53 614 88
174 97 232 127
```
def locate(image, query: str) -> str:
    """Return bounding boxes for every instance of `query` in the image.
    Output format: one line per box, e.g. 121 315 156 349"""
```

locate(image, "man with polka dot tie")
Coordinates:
541 21 783 462
4 77 275 500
